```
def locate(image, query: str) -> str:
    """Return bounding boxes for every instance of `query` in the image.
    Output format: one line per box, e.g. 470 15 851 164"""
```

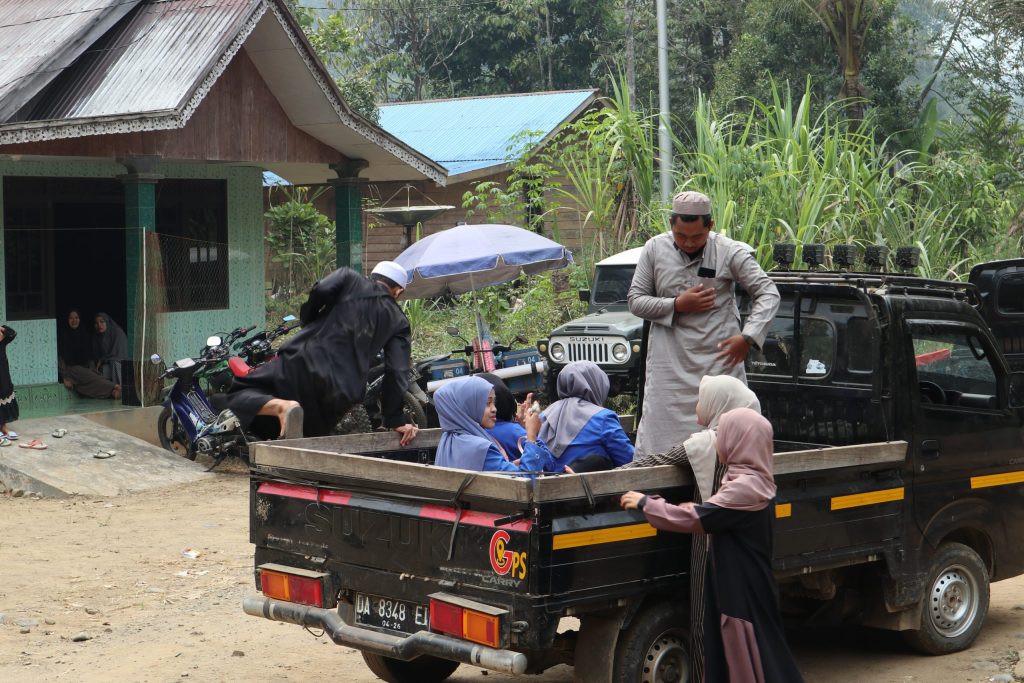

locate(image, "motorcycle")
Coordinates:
157 316 298 457
424 326 547 398
333 352 446 434
152 338 254 470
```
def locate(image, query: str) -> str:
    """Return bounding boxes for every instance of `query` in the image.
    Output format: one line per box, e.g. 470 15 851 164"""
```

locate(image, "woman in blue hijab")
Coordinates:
434 376 556 475
478 373 528 457
538 361 634 469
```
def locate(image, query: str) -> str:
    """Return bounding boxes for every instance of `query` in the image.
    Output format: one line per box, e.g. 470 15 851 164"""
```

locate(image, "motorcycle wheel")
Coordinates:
332 405 373 435
157 407 194 460
402 391 428 428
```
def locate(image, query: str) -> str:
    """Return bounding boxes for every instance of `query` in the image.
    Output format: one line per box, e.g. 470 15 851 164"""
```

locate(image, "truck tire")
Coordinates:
157 407 194 460
611 601 690 683
904 542 990 655
360 652 459 683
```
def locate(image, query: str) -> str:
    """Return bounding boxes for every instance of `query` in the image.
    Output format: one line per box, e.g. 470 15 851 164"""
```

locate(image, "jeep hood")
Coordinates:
549 309 643 338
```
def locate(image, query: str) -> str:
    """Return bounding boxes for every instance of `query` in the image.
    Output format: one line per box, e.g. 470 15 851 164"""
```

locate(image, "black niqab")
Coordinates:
58 309 94 366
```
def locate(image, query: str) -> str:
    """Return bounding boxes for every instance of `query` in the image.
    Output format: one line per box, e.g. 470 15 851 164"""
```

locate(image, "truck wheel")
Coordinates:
904 542 989 655
612 602 689 683
157 407 194 460
360 652 459 683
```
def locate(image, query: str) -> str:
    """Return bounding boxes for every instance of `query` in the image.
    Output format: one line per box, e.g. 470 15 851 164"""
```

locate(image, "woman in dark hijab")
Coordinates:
59 309 118 399
92 312 128 389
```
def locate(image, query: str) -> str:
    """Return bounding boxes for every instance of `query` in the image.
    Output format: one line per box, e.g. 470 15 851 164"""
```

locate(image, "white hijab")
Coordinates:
685 375 761 501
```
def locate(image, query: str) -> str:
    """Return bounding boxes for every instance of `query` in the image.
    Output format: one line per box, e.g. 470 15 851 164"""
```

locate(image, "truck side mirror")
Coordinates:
578 289 590 303
1010 372 1024 408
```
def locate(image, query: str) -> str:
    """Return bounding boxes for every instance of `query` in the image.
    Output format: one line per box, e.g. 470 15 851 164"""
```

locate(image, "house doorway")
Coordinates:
3 177 126 330
53 191 127 331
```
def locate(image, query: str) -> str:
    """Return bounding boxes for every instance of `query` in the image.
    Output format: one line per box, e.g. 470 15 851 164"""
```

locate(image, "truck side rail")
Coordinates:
251 432 908 504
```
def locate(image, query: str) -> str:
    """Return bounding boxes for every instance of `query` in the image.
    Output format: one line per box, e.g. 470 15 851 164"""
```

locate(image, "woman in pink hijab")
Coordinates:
621 408 804 683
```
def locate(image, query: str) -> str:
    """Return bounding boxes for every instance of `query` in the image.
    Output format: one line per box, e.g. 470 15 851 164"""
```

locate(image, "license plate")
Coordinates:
354 593 429 634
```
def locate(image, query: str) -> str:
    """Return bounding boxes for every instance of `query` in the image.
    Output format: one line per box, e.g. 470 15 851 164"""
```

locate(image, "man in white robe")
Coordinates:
628 191 780 454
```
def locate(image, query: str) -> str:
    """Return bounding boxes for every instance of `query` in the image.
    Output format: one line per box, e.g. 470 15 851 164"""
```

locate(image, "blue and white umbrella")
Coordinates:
395 223 573 299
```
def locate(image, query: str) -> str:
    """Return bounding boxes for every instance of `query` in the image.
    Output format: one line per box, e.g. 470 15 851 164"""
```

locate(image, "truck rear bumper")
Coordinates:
242 595 528 674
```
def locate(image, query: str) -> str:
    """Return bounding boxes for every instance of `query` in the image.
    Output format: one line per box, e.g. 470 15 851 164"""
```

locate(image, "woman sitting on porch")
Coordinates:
58 309 120 400
92 312 128 393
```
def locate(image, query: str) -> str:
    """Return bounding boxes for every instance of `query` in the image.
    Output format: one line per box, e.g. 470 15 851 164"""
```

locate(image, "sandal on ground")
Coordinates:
94 449 117 459
18 439 46 450
0 437 11 447
6 431 18 440
52 428 68 438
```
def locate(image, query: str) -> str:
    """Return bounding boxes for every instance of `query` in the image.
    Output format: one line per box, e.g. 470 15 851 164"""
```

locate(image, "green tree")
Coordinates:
285 1 379 122
714 0 919 137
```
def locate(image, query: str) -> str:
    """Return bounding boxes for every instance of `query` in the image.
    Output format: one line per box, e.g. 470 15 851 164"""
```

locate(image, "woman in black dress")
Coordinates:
0 324 19 439
621 407 804 683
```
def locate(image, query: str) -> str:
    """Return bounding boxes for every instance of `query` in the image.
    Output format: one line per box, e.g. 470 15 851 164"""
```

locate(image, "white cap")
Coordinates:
371 260 410 288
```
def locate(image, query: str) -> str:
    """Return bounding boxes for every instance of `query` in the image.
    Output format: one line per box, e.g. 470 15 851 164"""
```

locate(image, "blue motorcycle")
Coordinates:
152 337 253 470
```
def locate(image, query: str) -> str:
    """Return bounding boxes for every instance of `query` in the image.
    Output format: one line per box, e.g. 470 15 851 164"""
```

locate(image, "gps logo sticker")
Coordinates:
489 529 527 580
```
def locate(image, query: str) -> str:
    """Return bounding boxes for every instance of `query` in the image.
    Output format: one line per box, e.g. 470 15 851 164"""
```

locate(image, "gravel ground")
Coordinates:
2 472 1023 683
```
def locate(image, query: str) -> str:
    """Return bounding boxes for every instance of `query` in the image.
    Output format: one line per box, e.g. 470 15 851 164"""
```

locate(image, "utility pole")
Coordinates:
656 0 672 204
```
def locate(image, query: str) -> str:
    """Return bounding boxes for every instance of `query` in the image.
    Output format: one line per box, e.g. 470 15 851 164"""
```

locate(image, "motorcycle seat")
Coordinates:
228 356 253 377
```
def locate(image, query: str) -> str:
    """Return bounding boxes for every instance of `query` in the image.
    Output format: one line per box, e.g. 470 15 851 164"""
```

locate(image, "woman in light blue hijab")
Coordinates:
434 376 556 475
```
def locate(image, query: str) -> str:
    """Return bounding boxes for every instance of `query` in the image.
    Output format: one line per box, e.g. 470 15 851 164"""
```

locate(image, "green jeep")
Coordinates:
537 247 644 401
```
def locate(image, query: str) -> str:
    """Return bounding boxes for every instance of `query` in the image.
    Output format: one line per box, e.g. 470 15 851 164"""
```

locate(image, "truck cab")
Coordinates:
538 247 643 399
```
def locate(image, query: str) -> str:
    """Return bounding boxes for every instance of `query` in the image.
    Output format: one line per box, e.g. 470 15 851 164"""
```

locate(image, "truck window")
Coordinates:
747 317 836 379
912 331 998 408
592 265 636 305
997 274 1024 315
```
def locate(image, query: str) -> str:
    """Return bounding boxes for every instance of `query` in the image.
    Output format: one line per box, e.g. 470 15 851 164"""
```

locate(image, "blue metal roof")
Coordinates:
378 89 598 178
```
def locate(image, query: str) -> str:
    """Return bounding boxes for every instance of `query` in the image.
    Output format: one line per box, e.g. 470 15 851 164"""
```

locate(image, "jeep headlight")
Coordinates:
612 342 629 362
549 342 566 362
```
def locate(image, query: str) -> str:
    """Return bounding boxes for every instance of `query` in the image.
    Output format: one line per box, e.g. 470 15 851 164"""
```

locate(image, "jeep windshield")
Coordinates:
592 264 636 305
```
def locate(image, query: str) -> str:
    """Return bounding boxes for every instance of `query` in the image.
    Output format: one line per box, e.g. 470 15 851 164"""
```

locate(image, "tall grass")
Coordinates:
677 81 1016 278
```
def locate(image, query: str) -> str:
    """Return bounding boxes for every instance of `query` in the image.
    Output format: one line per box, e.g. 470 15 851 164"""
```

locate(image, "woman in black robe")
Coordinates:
92 312 128 389
0 324 19 436
621 408 804 683
58 309 118 399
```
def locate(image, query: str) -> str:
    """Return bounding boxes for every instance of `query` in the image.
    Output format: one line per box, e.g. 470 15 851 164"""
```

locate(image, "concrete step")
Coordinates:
0 413 211 498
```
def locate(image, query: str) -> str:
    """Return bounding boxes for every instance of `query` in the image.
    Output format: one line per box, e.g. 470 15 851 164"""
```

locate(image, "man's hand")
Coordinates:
716 334 751 367
674 284 716 313
620 490 645 510
393 423 418 447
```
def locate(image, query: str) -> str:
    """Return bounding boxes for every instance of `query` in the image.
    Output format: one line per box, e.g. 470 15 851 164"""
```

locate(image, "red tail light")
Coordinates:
258 564 328 608
428 593 505 649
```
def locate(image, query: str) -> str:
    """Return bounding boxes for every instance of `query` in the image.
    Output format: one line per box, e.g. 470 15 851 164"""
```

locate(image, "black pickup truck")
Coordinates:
243 261 1024 683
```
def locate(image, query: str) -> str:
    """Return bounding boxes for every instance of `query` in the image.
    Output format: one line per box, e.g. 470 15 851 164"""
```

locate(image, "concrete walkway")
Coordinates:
0 413 211 498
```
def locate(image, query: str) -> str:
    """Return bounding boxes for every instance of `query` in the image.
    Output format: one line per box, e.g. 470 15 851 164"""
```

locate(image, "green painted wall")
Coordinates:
0 159 265 388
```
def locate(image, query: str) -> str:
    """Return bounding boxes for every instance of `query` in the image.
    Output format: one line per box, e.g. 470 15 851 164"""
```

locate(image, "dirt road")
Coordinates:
2 473 1022 682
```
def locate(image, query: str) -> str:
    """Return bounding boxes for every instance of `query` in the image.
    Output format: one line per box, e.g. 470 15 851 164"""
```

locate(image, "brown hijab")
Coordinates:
705 407 776 512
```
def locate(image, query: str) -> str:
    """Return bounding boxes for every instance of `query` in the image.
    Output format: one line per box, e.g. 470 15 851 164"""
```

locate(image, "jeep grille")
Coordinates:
551 335 629 365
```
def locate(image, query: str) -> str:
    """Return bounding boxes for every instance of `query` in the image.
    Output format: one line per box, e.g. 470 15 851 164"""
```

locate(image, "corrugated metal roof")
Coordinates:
22 0 259 121
0 0 141 122
378 89 598 178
